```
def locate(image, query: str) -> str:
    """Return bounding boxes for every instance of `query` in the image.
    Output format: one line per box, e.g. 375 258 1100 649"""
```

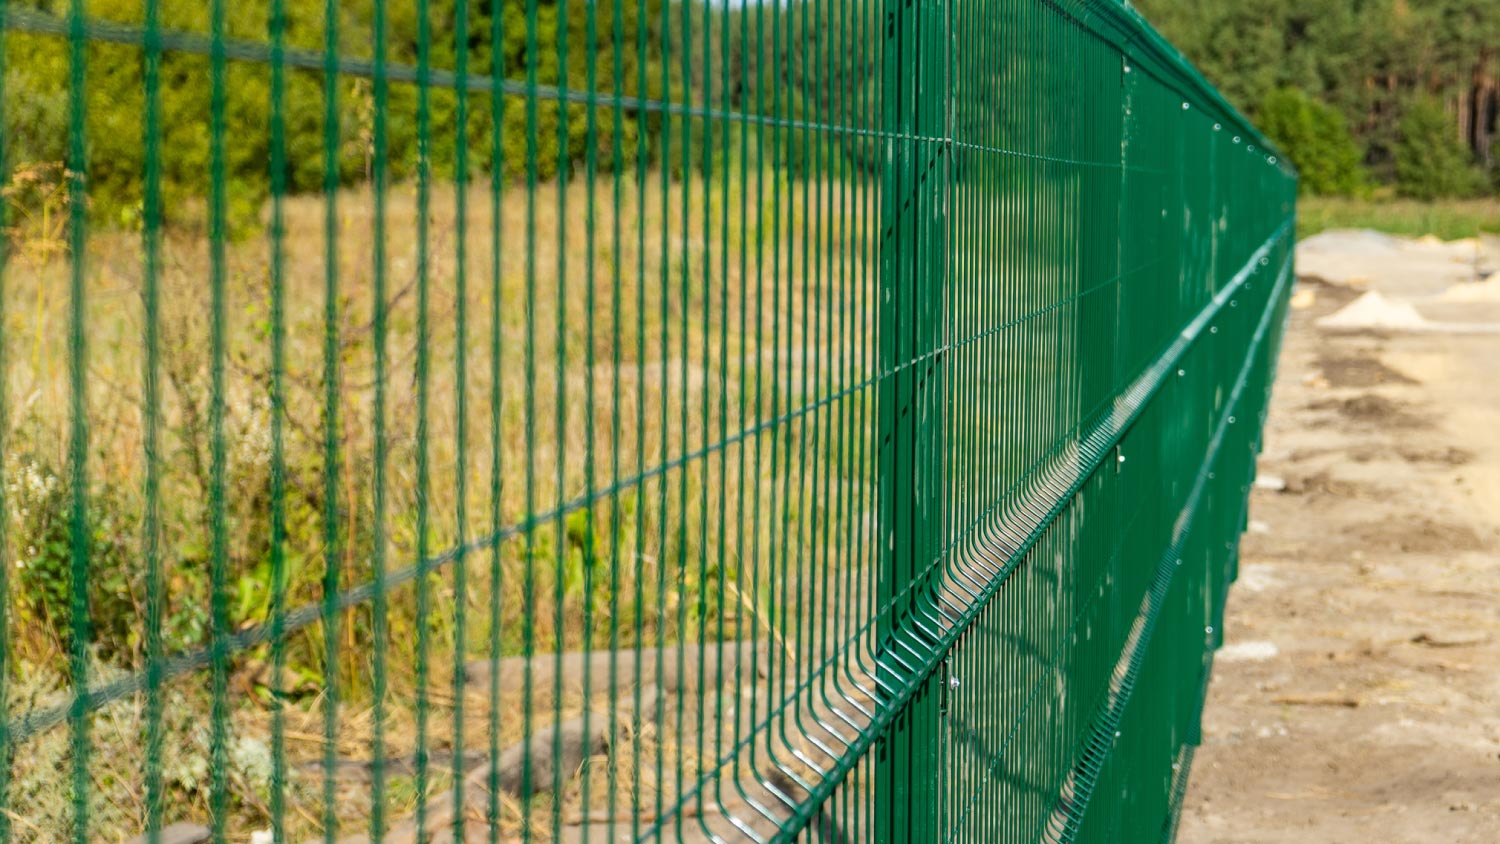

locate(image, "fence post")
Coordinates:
876 0 949 840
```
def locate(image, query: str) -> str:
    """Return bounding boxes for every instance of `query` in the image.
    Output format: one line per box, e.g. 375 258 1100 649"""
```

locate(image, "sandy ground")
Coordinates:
1178 232 1500 843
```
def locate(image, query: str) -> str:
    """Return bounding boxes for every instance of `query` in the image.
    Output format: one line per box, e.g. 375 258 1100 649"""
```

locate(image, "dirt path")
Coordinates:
1178 235 1500 843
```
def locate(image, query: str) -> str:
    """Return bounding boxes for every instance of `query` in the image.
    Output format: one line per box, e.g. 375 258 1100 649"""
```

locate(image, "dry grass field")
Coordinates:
2 168 885 842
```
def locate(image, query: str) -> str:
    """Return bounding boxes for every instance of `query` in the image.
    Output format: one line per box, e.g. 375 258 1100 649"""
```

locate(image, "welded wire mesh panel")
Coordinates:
0 1 1294 844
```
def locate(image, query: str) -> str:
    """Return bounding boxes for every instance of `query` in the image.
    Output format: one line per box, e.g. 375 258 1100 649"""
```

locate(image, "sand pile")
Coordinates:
1437 277 1500 304
1317 291 1432 331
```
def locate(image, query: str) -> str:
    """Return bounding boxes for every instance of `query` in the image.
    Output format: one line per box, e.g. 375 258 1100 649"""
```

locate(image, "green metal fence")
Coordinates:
0 0 1296 842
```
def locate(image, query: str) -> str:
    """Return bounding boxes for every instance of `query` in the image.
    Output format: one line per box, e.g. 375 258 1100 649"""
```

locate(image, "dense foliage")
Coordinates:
4 0 669 226
1396 96 1484 200
1134 0 1500 198
1256 87 1364 196
7 0 1499 212
3 0 901 226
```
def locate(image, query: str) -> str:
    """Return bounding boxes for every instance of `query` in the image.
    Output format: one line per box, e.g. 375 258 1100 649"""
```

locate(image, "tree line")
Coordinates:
4 0 896 230
5 0 673 227
4 0 1074 231
11 0 1470 226
1133 0 1500 199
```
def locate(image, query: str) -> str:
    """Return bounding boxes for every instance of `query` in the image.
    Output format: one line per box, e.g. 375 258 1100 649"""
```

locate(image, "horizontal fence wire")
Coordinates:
0 1 1296 844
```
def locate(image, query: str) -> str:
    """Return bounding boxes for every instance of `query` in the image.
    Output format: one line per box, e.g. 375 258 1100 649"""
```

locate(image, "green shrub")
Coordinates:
2 0 667 227
6 456 139 662
1396 96 1482 201
1256 87 1364 196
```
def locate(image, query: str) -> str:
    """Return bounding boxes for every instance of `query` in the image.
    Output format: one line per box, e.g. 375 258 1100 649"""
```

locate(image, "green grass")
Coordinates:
1297 195 1500 241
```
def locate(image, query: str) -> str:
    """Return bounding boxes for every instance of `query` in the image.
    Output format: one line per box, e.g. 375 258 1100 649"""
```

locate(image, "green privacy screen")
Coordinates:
0 0 1296 843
